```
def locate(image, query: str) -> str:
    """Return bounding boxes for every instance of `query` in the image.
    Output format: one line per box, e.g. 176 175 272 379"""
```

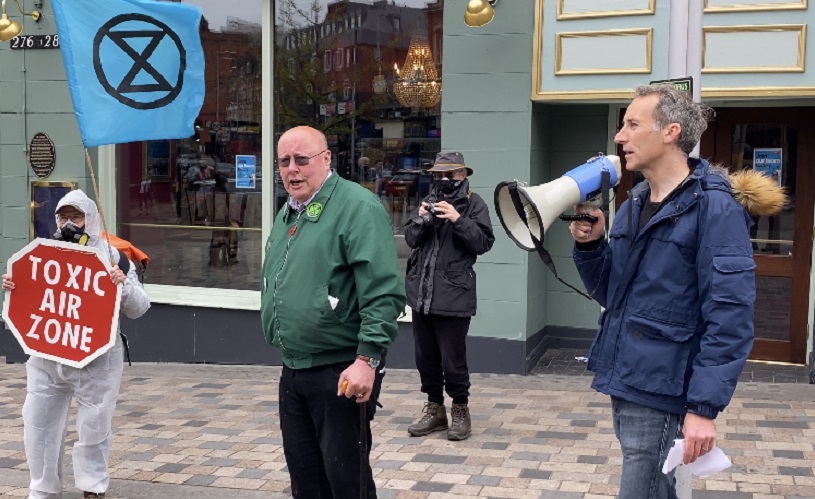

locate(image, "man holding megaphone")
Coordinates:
569 84 783 498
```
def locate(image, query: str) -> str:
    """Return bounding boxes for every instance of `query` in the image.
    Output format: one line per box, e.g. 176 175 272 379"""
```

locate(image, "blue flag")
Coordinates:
52 0 205 147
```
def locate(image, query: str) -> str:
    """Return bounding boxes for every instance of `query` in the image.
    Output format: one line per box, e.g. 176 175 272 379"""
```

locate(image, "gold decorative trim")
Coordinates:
533 89 637 102
555 28 653 75
531 86 815 102
704 0 807 13
30 181 78 241
532 0 545 100
701 85 815 98
557 0 656 19
702 24 806 73
120 222 263 232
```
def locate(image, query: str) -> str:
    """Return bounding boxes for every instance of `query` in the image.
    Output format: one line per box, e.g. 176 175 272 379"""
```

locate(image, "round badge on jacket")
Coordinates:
306 202 323 219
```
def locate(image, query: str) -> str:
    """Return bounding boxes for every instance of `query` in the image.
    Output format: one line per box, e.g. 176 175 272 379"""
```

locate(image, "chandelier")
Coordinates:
393 37 441 108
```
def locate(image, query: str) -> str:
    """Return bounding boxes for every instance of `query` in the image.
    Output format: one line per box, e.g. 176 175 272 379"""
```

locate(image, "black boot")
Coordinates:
408 402 448 437
448 403 471 441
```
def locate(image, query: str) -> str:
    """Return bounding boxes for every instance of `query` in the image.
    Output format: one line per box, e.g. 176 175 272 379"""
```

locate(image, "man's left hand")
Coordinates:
337 359 375 403
432 201 460 223
682 413 717 464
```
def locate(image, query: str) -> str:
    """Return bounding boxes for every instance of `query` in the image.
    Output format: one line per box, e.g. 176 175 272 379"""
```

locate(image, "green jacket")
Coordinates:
260 171 405 369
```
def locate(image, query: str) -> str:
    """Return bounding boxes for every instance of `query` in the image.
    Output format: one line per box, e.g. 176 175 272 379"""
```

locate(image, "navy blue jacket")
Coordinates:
574 158 755 419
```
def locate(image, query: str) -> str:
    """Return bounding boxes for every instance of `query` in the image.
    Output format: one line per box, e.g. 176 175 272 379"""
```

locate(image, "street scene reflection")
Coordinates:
115 0 443 289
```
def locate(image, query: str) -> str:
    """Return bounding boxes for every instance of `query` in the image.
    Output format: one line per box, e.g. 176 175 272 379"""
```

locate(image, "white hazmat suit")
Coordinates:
23 190 151 499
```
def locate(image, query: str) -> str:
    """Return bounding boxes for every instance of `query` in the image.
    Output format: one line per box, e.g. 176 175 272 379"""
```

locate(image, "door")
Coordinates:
701 107 814 364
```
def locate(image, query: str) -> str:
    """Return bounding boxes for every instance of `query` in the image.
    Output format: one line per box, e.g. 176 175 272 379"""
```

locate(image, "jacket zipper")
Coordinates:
272 211 302 367
611 178 701 379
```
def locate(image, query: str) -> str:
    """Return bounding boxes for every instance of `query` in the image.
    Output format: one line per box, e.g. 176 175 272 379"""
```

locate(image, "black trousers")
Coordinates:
279 359 385 499
412 311 471 406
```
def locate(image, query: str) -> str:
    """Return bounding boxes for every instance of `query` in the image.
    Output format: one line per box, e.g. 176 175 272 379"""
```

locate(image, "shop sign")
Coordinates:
2 239 121 369
650 77 693 97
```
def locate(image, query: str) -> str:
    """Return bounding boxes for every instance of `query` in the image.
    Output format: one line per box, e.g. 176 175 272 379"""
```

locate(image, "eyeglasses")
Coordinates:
276 150 327 168
57 213 85 224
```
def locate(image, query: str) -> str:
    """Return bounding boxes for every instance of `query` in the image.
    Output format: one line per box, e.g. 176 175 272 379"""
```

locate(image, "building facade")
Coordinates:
0 0 813 375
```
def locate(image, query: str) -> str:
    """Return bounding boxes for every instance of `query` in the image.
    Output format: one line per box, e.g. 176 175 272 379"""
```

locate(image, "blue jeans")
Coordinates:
612 397 683 499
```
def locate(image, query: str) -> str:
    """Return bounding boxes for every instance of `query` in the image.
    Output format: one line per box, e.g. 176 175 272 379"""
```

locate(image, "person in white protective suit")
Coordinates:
2 190 151 499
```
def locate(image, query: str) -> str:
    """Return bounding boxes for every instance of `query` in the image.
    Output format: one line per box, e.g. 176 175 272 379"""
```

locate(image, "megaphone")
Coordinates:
494 155 621 251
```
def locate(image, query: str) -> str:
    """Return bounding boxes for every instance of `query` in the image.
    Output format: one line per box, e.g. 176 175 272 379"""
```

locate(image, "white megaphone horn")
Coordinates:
494 155 621 251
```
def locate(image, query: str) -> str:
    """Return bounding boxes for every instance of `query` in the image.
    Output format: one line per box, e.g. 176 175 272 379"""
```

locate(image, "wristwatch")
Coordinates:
356 355 381 370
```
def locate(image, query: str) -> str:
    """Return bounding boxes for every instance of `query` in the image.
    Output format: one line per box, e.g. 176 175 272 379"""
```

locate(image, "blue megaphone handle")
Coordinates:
563 156 619 203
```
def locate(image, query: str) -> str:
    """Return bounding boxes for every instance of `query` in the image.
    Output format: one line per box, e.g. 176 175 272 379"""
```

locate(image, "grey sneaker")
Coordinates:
447 403 471 441
408 402 448 437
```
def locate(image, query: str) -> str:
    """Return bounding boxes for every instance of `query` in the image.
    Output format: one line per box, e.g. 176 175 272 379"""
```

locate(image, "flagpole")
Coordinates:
85 148 116 265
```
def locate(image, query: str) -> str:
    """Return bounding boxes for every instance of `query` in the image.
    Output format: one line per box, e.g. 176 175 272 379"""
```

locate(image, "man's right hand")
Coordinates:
568 205 605 243
1 274 15 291
418 202 429 217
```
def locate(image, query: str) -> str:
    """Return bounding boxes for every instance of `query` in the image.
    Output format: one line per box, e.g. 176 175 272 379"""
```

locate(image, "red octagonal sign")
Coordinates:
2 239 121 369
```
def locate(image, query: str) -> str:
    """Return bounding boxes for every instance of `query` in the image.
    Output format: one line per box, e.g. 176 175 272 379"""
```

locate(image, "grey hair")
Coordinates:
633 84 714 155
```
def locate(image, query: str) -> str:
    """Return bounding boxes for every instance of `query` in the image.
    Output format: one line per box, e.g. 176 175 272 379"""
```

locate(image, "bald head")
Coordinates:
280 126 328 151
277 126 332 204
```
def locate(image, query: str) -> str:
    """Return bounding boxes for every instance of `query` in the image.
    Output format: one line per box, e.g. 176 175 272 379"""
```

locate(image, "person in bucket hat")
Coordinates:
404 151 494 441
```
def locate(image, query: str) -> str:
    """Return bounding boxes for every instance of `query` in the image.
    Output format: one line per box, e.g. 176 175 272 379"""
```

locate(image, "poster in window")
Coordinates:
753 148 782 186
236 155 256 189
30 181 77 241
143 140 171 179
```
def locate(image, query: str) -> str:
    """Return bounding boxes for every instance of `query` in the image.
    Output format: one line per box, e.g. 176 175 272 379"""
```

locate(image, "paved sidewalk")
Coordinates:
0 362 813 498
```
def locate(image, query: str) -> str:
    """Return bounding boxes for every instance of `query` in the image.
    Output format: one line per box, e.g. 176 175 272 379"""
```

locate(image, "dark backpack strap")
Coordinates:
115 249 132 367
116 249 131 276
506 183 593 301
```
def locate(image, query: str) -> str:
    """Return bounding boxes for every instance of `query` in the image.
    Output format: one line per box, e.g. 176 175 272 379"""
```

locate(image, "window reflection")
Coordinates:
730 124 796 256
116 3 263 291
275 0 444 274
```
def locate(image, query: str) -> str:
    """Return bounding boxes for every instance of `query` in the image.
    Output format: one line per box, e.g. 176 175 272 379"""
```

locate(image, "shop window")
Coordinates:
275 0 444 278
115 1 264 291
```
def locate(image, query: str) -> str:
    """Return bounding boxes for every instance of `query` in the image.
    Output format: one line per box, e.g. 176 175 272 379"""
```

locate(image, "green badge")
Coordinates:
306 202 323 218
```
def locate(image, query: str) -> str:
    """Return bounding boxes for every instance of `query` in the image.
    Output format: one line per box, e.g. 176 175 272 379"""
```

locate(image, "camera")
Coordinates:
419 201 439 225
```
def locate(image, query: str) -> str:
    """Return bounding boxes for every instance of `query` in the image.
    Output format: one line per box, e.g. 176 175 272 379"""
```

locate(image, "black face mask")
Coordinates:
54 223 89 246
434 178 463 195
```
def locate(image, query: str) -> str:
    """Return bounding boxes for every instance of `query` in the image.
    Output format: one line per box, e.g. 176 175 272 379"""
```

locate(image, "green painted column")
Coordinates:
441 0 536 351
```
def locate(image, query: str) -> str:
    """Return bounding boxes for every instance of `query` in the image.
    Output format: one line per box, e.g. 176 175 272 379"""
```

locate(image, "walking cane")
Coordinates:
359 400 368 499
342 380 368 499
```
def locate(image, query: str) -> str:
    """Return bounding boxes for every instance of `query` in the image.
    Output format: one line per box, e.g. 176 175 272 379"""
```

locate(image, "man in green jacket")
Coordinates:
261 126 405 498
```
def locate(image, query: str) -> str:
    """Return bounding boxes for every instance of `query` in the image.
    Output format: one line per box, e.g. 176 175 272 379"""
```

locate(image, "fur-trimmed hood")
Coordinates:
630 160 787 218
729 169 787 217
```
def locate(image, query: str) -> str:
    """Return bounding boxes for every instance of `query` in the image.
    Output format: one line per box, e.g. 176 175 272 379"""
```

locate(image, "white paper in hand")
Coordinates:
662 439 732 477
